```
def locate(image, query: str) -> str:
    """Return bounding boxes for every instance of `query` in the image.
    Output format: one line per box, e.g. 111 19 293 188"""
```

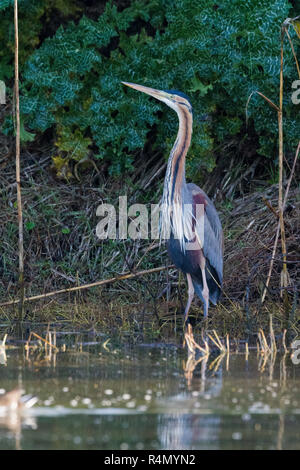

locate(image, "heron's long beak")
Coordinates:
122 81 169 102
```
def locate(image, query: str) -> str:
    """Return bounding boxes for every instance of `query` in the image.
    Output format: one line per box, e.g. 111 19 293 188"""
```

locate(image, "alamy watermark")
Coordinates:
95 196 204 251
291 79 300 105
0 80 5 104
291 340 300 365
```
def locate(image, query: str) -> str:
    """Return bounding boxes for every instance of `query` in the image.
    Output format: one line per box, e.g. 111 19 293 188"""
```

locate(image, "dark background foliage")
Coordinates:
0 0 299 181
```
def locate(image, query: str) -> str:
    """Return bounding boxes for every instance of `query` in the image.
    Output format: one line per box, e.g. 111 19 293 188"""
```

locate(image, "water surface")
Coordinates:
0 327 299 450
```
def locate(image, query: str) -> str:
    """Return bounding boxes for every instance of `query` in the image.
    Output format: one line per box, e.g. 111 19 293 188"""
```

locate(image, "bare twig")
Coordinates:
284 28 300 79
246 91 279 124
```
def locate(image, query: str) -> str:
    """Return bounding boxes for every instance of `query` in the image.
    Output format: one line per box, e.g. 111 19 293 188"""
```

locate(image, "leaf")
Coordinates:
20 120 35 142
55 127 91 162
292 20 300 39
189 77 213 96
25 221 35 231
52 155 67 172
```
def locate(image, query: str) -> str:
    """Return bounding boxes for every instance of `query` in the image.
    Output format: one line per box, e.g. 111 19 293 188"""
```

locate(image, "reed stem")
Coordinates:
14 0 25 321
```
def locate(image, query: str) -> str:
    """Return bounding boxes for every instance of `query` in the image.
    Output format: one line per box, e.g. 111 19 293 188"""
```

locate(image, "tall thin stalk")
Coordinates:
261 20 300 304
278 26 290 312
14 0 24 320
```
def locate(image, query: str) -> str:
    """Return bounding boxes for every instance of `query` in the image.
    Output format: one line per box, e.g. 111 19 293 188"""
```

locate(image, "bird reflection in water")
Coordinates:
0 388 38 450
158 350 224 450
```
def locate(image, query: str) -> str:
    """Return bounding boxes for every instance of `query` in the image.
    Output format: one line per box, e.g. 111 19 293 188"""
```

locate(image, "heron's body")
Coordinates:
167 183 223 311
122 82 223 320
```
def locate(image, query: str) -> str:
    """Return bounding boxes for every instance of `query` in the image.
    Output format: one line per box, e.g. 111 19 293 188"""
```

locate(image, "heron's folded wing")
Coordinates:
188 183 223 286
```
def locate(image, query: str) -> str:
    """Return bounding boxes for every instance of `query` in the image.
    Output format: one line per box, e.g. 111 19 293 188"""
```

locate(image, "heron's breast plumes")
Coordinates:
160 105 194 251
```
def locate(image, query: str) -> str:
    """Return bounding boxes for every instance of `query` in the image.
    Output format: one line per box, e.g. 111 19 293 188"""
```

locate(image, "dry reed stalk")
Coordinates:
261 328 270 352
213 329 225 351
184 324 209 355
53 329 57 348
278 27 290 306
183 328 194 355
262 141 300 302
246 21 299 307
102 338 111 352
0 265 173 307
282 329 288 353
25 331 59 352
226 351 229 371
258 353 269 373
284 28 300 79
269 350 277 381
280 354 287 388
245 91 279 121
45 323 50 356
269 314 277 353
207 330 225 352
209 353 225 372
14 0 24 320
258 328 270 354
226 333 230 352
1 334 7 346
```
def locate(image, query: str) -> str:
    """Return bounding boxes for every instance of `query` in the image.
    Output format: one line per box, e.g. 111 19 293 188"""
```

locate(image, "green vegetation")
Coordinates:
0 0 299 180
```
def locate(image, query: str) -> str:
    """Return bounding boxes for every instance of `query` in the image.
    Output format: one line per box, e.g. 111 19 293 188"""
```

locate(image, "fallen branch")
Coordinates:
0 265 173 307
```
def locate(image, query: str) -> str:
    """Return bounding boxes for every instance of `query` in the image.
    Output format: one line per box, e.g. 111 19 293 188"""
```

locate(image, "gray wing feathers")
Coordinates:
187 183 223 285
203 201 223 284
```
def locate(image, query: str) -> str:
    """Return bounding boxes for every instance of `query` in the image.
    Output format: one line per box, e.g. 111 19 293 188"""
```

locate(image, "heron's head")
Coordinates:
122 82 192 115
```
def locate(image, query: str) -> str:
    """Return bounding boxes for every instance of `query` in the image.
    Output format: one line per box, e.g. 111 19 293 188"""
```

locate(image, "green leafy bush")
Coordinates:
0 0 83 81
2 0 299 179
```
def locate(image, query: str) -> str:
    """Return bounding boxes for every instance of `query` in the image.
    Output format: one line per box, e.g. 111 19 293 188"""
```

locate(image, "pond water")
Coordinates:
0 326 299 450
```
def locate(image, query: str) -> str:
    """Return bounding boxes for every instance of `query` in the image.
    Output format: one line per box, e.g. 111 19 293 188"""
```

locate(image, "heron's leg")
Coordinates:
184 273 194 325
200 258 209 318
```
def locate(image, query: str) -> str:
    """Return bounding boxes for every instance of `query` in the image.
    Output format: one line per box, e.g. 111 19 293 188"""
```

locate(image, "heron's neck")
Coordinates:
160 106 193 247
164 106 193 204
